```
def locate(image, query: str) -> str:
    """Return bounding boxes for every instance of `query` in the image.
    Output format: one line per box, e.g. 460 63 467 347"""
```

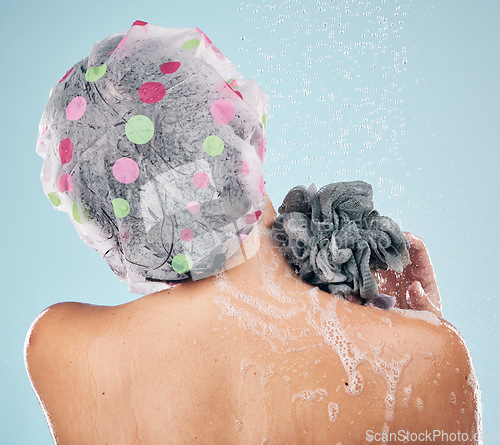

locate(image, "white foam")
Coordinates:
261 364 276 386
356 331 385 356
370 354 412 421
403 384 412 406
306 286 321 313
239 360 256 378
381 423 390 445
393 307 441 325
415 397 424 413
307 298 368 395
291 388 328 403
214 273 300 320
213 293 294 352
450 392 457 405
259 259 296 304
328 402 340 422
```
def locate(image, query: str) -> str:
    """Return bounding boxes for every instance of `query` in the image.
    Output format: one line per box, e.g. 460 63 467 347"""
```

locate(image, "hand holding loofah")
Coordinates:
271 181 410 309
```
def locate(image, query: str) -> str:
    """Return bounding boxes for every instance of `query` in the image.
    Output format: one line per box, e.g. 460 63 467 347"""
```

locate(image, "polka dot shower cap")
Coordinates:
36 21 269 294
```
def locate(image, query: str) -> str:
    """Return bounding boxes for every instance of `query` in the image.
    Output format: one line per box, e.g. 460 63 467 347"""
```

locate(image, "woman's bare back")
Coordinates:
26 251 480 444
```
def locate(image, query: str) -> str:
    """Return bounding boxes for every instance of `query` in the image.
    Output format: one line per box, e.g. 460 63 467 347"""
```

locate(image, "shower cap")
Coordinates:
272 181 410 310
36 21 269 294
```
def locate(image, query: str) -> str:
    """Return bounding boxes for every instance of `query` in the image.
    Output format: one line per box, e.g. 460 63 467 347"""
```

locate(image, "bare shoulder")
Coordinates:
402 315 482 442
26 302 91 363
25 301 107 365
23 292 217 434
337 300 482 441
25 301 112 389
25 302 112 440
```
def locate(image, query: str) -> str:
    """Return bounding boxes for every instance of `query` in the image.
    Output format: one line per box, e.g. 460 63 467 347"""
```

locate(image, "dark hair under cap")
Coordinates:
36 21 269 294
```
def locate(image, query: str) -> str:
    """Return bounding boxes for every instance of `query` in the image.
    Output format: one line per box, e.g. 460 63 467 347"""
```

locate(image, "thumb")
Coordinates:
406 281 443 317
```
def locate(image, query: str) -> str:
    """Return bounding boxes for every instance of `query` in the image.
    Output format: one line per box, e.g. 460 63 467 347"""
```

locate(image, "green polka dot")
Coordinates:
182 39 200 50
112 198 130 218
262 114 268 129
125 115 154 144
203 135 225 156
72 202 82 224
172 254 193 274
85 63 107 82
47 192 61 207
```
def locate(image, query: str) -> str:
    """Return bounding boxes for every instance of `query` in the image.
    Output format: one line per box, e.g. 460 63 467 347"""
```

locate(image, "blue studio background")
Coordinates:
1 0 498 443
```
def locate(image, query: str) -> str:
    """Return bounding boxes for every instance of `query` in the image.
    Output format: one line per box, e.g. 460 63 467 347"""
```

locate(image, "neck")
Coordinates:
163 191 325 307
213 192 294 285
174 191 295 292
224 191 277 262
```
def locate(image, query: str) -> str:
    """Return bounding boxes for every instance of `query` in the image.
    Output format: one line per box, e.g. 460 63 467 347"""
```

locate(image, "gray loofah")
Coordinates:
272 181 410 309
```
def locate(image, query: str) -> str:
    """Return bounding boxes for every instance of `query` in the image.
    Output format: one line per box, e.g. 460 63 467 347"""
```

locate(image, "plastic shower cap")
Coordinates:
272 181 410 309
36 21 269 294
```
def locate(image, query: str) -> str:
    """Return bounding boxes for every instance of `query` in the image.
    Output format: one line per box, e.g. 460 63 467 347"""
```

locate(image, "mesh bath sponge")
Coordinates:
272 181 410 309
36 21 269 294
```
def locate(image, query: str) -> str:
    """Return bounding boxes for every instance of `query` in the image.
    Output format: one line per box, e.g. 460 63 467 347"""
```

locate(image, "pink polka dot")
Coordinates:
245 210 262 225
240 161 250 176
66 96 87 121
258 137 266 162
211 100 235 125
196 28 213 45
211 43 224 57
39 126 48 145
58 67 73 83
180 228 194 242
110 36 127 55
194 29 223 56
133 20 148 26
59 138 73 164
187 201 200 214
224 82 243 100
161 61 181 74
56 173 73 193
240 233 248 239
139 82 166 104
193 172 210 189
259 174 265 195
113 158 140 184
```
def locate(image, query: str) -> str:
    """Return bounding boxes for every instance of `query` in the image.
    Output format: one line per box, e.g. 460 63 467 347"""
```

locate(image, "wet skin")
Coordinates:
25 195 481 444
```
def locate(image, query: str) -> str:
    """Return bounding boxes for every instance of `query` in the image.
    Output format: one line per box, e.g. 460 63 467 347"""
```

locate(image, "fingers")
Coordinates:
421 281 442 311
406 281 443 317
376 233 443 315
403 232 442 310
404 232 432 271
403 232 426 254
373 269 411 310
